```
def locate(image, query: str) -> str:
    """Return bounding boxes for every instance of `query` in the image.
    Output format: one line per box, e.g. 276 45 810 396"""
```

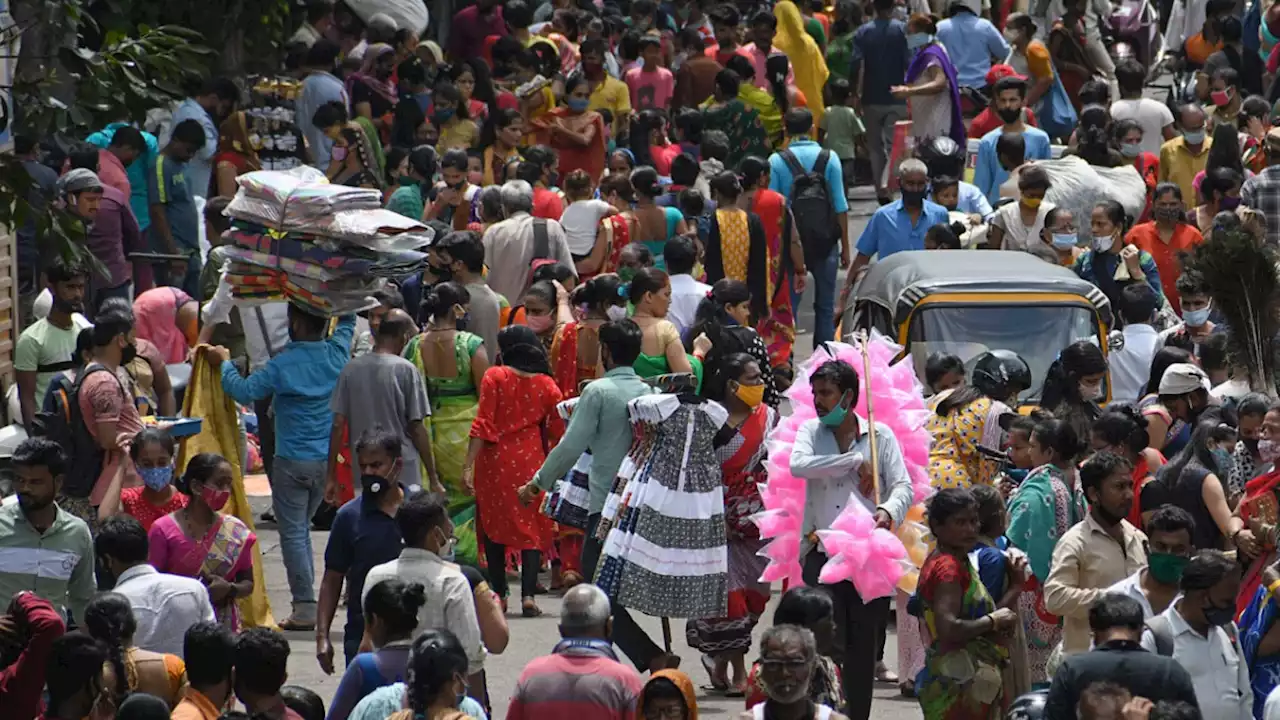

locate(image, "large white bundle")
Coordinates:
345 0 429 35
1019 157 1148 237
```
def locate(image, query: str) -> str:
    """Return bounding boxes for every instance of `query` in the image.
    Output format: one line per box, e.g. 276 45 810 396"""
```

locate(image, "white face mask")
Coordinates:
1092 234 1115 253
1079 382 1104 401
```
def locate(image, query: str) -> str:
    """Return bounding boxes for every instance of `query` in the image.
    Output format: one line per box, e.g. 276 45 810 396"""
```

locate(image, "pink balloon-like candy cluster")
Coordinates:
751 332 935 598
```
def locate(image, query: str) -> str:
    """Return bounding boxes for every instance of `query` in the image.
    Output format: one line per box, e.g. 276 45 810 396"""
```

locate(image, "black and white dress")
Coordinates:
596 393 729 618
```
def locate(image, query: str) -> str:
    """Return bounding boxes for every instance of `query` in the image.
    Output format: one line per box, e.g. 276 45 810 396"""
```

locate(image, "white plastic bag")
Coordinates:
1005 157 1148 242
344 0 429 36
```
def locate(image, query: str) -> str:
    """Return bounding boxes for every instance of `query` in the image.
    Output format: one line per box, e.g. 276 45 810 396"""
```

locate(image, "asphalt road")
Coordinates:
248 202 931 719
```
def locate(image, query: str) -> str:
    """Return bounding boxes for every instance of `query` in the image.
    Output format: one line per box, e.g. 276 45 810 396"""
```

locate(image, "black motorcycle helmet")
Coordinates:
917 135 966 180
1006 689 1049 720
971 349 1033 402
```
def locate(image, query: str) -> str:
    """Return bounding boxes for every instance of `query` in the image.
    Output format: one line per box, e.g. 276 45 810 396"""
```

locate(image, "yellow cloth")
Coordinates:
176 350 277 630
1158 136 1213 208
437 118 479 153
773 0 829 127
717 208 751 283
737 85 783 143
589 76 633 136
926 396 1002 489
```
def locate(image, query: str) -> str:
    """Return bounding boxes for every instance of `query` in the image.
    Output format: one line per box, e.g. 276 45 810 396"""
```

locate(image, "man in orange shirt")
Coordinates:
171 622 237 720
1124 181 1204 314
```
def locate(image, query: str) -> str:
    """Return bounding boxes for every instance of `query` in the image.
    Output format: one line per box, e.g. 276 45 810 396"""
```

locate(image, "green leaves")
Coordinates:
0 155 104 277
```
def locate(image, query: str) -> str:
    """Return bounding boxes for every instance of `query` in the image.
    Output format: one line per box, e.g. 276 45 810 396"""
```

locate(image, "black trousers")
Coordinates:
803 548 891 720
483 539 540 599
583 513 664 672
255 396 275 479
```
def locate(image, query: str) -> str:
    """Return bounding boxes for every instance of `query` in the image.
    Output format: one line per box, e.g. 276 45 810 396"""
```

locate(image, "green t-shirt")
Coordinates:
15 314 92 407
804 16 827 50
820 105 865 161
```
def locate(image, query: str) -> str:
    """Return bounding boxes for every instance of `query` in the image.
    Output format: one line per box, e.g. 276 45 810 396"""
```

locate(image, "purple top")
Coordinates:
87 185 142 288
905 44 966 145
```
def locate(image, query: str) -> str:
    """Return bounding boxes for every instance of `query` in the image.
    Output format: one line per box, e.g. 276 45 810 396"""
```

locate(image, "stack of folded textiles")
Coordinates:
218 167 433 315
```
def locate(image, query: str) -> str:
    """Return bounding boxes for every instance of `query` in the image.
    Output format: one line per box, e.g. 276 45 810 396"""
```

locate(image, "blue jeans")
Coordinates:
792 246 841 347
272 456 326 611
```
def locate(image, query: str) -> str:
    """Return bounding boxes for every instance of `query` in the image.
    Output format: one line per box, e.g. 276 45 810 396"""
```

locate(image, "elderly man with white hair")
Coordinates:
480 179 576 305
506 584 645 718
846 158 951 278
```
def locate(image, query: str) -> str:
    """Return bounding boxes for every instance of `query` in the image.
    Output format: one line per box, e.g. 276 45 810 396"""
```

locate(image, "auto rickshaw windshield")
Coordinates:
908 303 1101 403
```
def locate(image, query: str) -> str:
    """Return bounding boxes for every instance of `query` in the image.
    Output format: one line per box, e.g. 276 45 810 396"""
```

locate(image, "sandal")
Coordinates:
699 654 729 692
521 598 543 617
875 662 898 684
560 571 584 590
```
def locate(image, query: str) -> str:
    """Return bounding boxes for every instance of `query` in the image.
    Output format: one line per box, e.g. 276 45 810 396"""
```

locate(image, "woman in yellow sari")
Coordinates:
773 0 829 127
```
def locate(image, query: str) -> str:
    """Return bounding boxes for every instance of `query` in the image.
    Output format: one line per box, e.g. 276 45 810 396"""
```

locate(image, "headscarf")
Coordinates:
772 0 829 126
216 111 261 171
497 324 553 376
346 43 398 106
637 670 699 720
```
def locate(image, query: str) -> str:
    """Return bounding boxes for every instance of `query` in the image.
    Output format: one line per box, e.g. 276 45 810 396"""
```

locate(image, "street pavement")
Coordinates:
248 200 929 718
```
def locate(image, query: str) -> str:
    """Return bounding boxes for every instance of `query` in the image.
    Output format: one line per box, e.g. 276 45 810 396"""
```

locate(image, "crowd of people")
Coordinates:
12 0 1280 718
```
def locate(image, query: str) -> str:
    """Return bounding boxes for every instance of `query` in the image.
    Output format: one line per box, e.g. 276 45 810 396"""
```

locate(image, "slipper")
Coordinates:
521 599 543 617
700 654 728 691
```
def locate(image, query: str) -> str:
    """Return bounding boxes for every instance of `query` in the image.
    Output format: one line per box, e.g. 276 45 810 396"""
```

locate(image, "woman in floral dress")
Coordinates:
1006 417 1086 685
117 428 187 531
700 67 772 166
464 325 563 617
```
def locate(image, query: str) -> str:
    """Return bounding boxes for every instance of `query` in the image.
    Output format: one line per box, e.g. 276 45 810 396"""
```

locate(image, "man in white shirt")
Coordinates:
663 236 710 338
1106 505 1195 619
1109 283 1161 404
788 358 913 720
1140 549 1251 720
95 515 215 657
1111 60 1177 157
362 492 485 680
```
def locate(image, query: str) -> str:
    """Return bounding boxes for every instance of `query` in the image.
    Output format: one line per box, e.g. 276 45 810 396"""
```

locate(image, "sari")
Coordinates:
905 43 965 145
1238 468 1280 617
1240 582 1280 718
773 1 829 127
544 107 607 181
687 405 775 656
404 330 485 564
700 97 772 166
737 84 784 145
705 208 770 322
350 118 387 187
1006 464 1084 684
151 512 255 630
749 189 794 370
586 214 633 281
917 551 1008 719
545 321 605 574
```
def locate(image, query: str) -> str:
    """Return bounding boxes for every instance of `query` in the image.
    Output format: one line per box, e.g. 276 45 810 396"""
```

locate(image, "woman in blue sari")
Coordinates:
895 14 964 146
1239 562 1280 719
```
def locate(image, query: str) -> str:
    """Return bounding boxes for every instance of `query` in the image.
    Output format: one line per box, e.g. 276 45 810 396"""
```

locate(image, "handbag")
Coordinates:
1035 64 1079 139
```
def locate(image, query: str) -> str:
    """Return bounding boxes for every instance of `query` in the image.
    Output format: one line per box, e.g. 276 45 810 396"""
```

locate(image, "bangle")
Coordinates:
1269 578 1280 596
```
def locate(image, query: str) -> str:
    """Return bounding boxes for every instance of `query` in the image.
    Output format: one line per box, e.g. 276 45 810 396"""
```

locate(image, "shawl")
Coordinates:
737 86 783 142
773 0 829 126
216 111 261 171
346 43 398 106
905 43 966 145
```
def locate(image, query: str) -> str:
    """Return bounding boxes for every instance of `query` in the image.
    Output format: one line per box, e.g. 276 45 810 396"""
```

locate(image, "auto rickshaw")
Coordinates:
840 250 1114 402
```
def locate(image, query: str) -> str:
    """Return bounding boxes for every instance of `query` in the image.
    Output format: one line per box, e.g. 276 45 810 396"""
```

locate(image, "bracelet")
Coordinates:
1269 578 1280 596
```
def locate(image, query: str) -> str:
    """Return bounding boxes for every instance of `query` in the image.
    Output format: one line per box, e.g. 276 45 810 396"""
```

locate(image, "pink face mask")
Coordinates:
200 485 231 512
331 145 349 162
1211 89 1232 107
526 313 555 333
468 170 484 186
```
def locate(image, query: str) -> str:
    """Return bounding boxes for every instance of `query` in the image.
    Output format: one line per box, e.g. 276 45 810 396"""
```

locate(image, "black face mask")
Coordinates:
456 312 470 332
52 296 80 315
902 188 927 206
997 106 1022 124
121 342 137 365
1203 601 1235 627
1245 437 1261 454
430 263 454 282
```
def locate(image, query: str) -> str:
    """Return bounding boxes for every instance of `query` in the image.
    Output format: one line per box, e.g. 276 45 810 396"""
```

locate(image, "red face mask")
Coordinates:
1211 89 1232 107
200 485 231 512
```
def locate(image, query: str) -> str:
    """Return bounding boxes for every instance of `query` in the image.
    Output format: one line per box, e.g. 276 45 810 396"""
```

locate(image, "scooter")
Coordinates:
1107 0 1164 69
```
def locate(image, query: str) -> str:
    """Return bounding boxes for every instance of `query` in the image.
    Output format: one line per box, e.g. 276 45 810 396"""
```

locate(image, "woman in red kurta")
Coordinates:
741 156 800 375
538 74 607 182
464 325 563 616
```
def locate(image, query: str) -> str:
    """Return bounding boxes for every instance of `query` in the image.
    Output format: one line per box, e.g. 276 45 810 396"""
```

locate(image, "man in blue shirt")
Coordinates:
149 119 207 298
297 40 348 171
768 108 850 346
214 306 356 631
848 159 950 279
936 2 1010 90
973 76 1053 202
159 77 238 200
851 0 909 204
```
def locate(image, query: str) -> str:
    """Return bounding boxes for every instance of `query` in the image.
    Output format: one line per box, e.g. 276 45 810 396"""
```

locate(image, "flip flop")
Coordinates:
699 654 729 692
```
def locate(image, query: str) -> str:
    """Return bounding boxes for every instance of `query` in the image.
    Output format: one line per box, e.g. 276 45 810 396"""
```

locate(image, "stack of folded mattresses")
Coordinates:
220 167 432 315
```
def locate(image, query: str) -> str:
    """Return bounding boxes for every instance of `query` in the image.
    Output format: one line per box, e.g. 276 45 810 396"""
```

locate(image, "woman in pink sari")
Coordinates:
132 286 198 364
147 452 256 630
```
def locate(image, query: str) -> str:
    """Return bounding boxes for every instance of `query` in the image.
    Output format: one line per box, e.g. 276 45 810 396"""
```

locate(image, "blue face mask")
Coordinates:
907 32 932 50
1120 141 1142 158
567 97 590 112
1005 467 1030 484
1183 128 1206 144
1051 233 1078 250
819 391 853 427
139 466 173 491
1183 305 1211 327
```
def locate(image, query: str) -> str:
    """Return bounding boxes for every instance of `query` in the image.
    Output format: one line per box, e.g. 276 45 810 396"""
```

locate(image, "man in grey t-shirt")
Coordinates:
430 229 502 355
327 309 442 496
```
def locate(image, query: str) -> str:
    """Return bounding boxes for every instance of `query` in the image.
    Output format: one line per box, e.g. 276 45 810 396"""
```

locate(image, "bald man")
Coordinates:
326 307 441 499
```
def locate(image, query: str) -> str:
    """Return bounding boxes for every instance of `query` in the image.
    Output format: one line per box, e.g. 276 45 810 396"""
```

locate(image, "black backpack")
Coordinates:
781 149 841 270
33 363 120 500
